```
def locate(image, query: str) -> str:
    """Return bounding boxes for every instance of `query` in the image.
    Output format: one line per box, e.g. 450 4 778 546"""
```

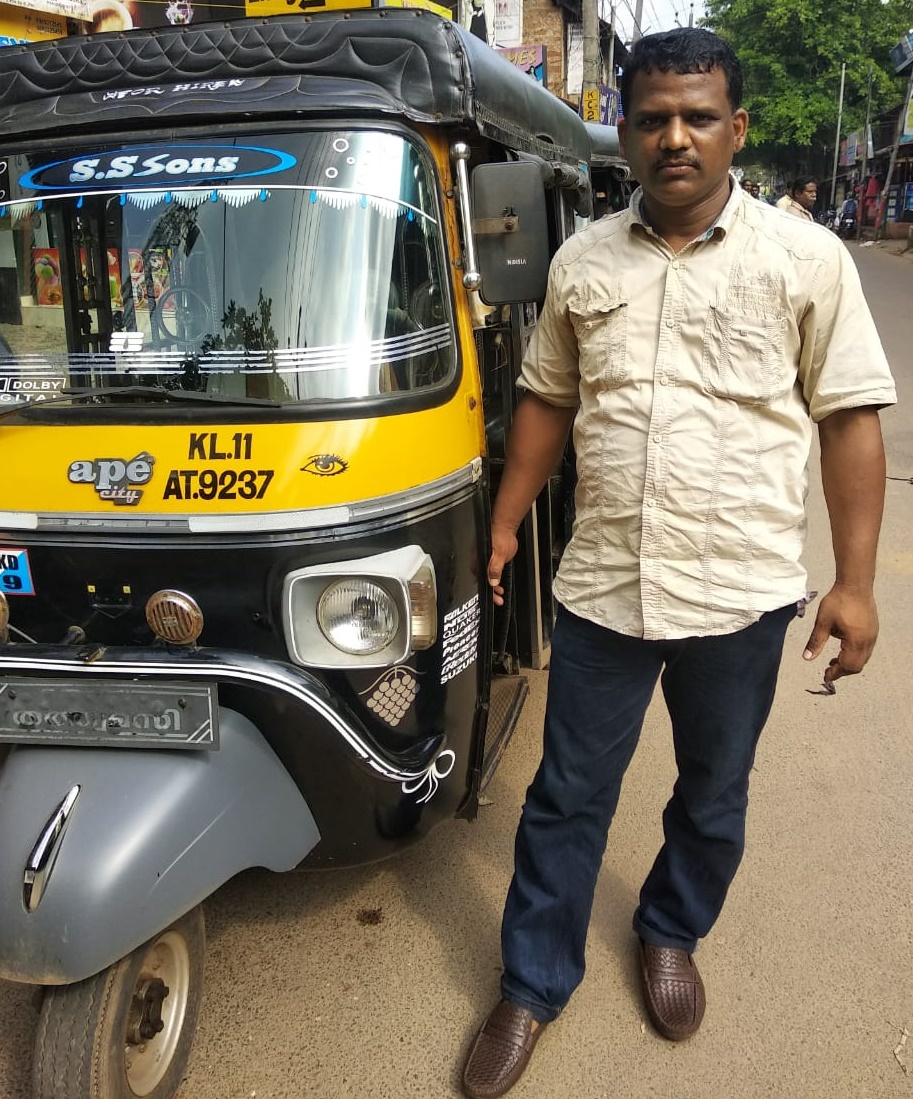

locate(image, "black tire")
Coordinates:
32 905 205 1099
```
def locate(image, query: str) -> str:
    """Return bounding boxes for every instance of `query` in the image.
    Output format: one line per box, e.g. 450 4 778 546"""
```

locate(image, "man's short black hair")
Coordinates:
620 28 744 116
789 176 817 196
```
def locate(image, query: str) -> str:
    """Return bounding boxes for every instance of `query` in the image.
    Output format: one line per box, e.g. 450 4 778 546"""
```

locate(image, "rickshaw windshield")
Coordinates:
0 130 455 406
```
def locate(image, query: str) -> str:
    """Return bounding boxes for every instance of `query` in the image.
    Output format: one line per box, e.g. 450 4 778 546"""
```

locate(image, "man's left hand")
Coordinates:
802 585 880 688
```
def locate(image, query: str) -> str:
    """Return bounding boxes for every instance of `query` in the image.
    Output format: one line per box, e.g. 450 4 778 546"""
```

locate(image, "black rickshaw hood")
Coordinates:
0 9 591 165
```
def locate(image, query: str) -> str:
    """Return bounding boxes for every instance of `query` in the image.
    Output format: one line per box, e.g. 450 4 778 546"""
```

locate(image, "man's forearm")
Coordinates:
818 406 887 591
492 393 577 534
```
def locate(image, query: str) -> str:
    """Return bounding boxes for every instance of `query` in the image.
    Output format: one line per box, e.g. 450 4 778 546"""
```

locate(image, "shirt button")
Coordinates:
660 376 670 385
653 434 662 443
671 260 680 270
665 318 675 327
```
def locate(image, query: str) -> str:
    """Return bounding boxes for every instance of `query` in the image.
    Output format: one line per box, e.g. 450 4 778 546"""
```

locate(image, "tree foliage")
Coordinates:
703 0 913 173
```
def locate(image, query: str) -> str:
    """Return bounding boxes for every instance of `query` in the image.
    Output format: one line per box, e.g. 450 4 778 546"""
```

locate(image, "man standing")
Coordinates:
776 176 818 220
461 27 895 1099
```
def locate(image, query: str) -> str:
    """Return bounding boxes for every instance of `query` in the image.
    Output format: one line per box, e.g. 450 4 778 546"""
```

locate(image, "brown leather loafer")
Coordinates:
638 938 706 1041
462 1000 547 1099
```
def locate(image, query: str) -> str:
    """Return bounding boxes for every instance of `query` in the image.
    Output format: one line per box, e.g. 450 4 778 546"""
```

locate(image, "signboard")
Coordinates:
493 0 520 46
0 0 87 19
600 85 619 126
566 22 582 94
580 85 618 125
902 81 913 145
0 2 66 43
890 31 913 75
842 132 859 165
496 44 545 84
579 86 600 123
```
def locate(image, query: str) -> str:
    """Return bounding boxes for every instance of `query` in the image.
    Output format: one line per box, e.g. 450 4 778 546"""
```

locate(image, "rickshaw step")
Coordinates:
480 676 529 791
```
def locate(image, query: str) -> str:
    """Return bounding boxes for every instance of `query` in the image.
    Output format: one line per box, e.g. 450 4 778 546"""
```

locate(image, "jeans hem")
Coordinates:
633 914 698 955
499 984 564 1024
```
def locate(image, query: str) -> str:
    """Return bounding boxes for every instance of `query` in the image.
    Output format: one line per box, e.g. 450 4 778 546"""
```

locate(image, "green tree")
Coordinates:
704 0 913 175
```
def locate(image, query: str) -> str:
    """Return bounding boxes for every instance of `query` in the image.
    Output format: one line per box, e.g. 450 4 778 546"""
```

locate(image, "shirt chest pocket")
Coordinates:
701 306 793 405
568 292 628 390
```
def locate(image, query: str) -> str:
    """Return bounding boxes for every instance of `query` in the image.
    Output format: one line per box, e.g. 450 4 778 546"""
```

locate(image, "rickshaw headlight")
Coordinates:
282 546 437 669
317 580 399 655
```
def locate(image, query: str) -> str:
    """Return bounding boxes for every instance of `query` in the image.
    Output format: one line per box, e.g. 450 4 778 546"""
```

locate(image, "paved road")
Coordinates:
2 240 911 1099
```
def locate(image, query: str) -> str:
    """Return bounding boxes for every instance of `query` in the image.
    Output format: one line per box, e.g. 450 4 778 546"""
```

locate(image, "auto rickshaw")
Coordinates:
0 7 611 1096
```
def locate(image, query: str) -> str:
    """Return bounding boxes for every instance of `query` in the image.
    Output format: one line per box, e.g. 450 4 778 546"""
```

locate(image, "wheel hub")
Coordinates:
126 976 169 1045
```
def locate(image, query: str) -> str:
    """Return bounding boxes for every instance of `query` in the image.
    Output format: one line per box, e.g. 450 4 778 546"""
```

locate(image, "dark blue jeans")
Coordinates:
500 602 796 1022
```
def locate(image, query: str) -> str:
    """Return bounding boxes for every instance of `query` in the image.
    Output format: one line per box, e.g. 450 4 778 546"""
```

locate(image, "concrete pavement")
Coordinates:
1 240 911 1099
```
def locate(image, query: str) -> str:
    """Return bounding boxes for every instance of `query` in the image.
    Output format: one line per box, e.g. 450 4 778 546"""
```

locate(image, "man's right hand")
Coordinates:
488 524 519 606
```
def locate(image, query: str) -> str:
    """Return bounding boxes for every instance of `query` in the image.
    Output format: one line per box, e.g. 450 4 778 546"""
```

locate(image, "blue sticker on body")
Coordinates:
0 548 35 596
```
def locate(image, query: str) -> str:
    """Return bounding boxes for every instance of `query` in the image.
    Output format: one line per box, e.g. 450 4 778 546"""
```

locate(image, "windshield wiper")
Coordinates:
0 385 283 421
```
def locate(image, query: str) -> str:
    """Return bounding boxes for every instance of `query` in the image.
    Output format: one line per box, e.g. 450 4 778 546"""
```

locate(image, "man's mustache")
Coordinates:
653 157 701 170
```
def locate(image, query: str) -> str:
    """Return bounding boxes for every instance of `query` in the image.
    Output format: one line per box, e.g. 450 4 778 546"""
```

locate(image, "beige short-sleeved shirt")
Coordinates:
520 179 896 641
775 193 815 221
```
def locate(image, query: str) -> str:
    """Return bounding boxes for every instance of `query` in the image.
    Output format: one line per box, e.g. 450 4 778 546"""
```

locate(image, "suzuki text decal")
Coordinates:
19 145 297 192
440 594 480 684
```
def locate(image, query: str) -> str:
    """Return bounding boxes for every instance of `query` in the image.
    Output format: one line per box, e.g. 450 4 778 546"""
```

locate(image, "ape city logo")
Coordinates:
68 453 155 506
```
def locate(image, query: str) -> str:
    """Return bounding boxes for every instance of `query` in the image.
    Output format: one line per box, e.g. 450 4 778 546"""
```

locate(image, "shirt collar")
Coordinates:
628 171 744 242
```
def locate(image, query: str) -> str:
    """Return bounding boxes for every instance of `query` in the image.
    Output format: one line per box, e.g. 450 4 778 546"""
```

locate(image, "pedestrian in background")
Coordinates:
776 176 817 220
461 26 895 1099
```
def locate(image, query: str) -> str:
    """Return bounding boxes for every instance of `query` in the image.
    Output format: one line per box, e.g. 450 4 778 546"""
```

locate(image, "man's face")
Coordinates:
619 66 748 217
795 183 817 210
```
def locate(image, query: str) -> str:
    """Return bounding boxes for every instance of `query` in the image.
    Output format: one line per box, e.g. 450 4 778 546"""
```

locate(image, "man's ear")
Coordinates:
732 108 749 154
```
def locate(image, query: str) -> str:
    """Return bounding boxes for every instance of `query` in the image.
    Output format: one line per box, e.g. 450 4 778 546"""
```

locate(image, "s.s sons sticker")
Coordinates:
19 145 297 192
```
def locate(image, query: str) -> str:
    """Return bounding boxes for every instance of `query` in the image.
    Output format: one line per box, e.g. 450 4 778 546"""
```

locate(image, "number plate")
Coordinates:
0 679 218 749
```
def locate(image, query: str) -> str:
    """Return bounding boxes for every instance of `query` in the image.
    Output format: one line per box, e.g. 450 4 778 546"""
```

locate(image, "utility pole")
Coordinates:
633 0 644 41
829 61 846 208
582 0 599 94
607 3 616 89
857 64 873 241
581 0 600 120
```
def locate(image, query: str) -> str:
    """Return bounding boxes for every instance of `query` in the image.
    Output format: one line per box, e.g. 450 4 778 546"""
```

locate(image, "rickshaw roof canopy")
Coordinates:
0 9 591 165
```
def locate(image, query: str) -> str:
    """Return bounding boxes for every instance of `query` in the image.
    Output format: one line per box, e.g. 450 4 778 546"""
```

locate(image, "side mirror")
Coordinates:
470 161 550 305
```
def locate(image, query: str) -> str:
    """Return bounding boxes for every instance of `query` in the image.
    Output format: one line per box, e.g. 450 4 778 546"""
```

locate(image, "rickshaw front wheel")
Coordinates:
31 905 205 1099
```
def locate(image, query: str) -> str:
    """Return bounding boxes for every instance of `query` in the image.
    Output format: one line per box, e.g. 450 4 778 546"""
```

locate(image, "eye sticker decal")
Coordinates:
300 454 348 477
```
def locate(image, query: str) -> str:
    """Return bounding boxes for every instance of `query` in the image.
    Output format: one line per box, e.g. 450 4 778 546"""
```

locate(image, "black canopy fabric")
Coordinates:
0 9 591 166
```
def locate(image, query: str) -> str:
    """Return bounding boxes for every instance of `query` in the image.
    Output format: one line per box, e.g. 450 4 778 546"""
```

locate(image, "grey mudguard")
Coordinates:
0 707 319 985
